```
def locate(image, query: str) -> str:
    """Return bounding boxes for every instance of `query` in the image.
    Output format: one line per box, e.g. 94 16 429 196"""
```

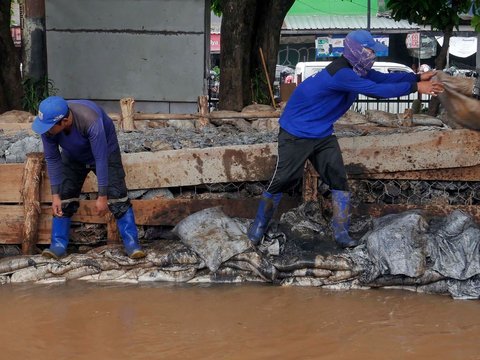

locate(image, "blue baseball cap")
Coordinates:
346 30 388 53
32 96 69 135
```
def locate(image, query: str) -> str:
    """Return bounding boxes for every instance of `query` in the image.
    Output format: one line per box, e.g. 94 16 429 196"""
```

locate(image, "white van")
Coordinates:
294 61 414 84
293 61 418 113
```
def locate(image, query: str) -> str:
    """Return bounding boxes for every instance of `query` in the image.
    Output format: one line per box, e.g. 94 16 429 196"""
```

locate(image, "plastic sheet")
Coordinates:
173 207 251 272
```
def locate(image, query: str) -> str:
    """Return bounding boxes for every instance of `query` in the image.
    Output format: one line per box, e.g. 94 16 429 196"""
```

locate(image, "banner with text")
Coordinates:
316 34 389 58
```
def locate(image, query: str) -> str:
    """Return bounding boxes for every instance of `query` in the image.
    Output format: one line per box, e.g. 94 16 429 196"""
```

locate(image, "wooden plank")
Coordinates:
72 197 299 225
1 144 278 203
341 129 480 174
302 161 318 202
34 129 480 196
0 163 24 203
106 111 281 121
40 143 277 196
349 165 480 181
120 143 278 190
206 111 280 119
0 163 95 203
21 153 43 254
0 206 25 244
1 129 480 203
0 196 300 244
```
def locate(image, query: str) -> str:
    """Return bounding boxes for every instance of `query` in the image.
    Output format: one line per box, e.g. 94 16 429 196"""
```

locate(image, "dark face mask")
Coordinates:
343 37 376 77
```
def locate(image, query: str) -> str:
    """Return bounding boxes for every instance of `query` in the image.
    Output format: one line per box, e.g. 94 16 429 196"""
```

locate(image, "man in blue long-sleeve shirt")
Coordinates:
248 30 444 249
32 96 145 259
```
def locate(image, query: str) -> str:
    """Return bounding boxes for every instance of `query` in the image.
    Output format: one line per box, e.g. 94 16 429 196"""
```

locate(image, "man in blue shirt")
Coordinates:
248 30 444 249
32 96 145 259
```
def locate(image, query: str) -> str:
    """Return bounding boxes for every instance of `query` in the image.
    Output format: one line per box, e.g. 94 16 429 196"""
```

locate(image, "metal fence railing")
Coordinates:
352 94 431 114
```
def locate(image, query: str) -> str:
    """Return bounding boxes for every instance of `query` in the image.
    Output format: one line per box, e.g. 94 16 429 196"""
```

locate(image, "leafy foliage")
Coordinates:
471 0 480 31
211 0 222 16
22 77 58 114
10 0 14 24
250 68 270 105
211 65 220 76
386 0 473 31
387 0 472 30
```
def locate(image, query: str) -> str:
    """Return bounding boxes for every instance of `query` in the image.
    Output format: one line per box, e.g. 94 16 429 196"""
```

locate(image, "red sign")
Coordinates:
210 34 220 53
406 33 420 49
11 26 21 47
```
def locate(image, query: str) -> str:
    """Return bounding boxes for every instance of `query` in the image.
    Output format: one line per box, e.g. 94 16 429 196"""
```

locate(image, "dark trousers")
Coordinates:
266 128 349 194
59 150 131 219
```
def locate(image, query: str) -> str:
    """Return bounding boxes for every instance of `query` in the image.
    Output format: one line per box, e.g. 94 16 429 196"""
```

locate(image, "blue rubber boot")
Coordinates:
247 191 282 245
331 190 358 248
117 207 146 259
42 217 71 259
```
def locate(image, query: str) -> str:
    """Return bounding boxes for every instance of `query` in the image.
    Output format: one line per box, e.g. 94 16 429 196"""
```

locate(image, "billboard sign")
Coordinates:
210 34 220 53
316 34 389 59
11 26 21 47
406 33 421 49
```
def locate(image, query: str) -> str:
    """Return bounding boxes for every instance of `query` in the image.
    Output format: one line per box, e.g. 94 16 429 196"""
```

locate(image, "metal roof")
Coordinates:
283 15 420 34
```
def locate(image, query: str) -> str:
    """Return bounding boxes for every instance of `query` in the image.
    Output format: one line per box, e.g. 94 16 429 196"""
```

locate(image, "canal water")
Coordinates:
0 282 478 359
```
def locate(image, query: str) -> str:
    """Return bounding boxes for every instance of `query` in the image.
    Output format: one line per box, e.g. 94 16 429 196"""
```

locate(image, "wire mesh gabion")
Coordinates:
350 179 480 206
135 179 480 207
163 180 302 200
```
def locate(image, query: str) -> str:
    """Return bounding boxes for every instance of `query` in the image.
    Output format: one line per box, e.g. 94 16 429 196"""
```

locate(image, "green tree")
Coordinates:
212 0 295 111
472 0 480 30
0 0 23 113
387 0 472 70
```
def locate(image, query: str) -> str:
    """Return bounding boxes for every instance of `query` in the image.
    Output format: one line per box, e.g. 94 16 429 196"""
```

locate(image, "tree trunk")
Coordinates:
251 0 295 106
0 0 24 113
218 0 295 111
218 0 256 111
435 27 452 71
428 26 453 116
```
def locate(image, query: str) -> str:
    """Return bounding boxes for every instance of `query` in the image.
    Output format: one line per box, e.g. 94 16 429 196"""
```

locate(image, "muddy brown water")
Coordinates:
0 282 478 360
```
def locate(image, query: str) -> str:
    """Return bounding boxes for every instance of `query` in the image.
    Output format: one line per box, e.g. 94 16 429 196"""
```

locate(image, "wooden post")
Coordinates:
302 160 319 203
106 213 120 244
119 97 136 132
196 95 210 128
296 73 302 85
21 153 44 254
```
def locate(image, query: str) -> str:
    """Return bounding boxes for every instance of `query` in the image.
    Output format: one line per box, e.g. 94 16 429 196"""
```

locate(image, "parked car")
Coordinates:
294 61 414 83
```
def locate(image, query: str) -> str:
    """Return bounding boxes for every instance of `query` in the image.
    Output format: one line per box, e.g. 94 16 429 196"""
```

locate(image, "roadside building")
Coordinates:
279 0 478 71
